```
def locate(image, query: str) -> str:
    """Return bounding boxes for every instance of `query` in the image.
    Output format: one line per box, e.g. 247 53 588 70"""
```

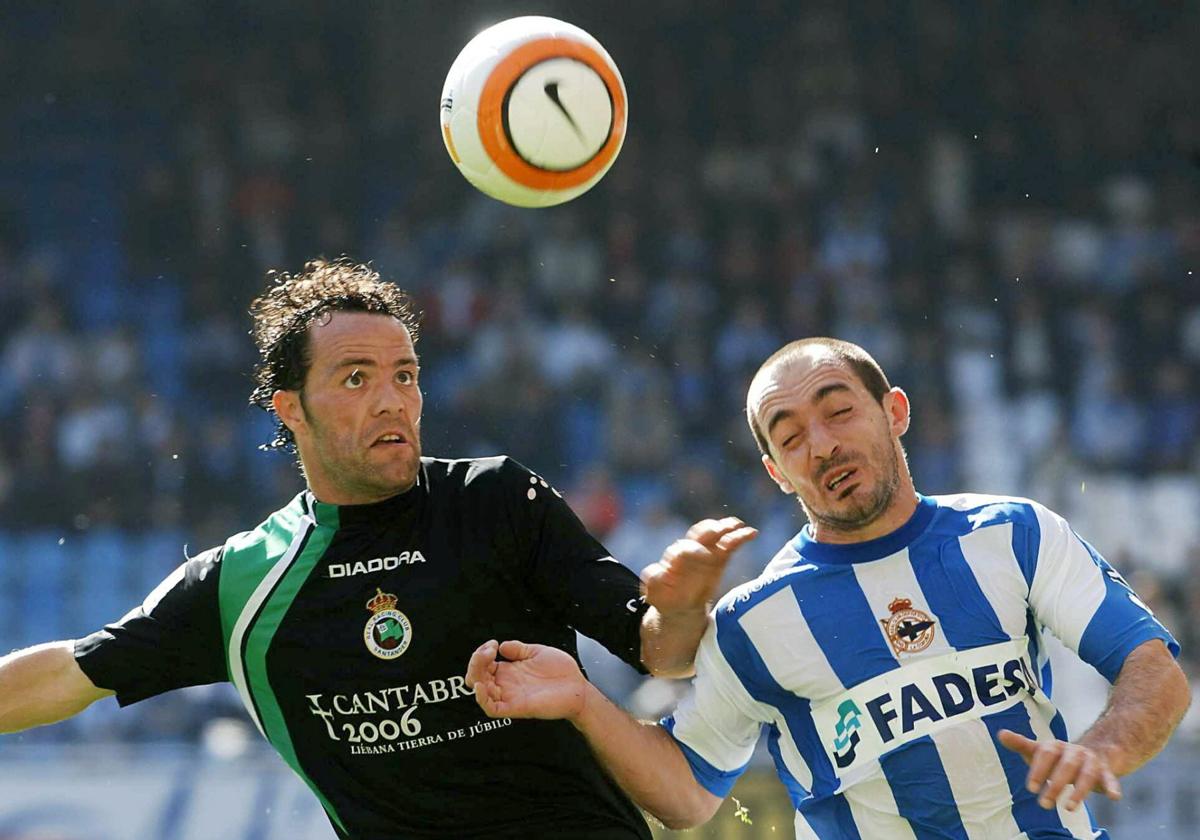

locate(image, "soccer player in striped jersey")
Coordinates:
468 337 1191 839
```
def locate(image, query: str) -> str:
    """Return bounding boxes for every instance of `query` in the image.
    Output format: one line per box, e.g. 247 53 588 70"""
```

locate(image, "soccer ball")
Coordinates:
440 16 627 208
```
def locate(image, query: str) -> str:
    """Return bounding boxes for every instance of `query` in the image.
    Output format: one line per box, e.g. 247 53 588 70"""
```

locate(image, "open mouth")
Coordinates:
825 468 856 493
371 433 409 447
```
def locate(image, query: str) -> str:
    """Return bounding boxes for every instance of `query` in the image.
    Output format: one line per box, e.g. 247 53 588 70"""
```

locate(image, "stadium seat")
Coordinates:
562 401 606 473
14 532 70 648
0 531 20 649
74 529 131 635
133 530 189 604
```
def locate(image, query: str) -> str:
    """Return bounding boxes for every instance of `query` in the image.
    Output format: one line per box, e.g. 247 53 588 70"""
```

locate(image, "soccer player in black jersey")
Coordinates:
0 259 757 839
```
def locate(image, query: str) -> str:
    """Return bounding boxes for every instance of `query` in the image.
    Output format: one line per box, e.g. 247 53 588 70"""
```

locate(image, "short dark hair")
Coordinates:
249 258 421 452
746 337 891 456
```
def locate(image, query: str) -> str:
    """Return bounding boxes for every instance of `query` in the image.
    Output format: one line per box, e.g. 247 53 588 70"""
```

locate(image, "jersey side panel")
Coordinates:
242 516 345 833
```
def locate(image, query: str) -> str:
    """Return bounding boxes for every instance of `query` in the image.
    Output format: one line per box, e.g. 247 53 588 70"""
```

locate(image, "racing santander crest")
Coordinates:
364 589 412 660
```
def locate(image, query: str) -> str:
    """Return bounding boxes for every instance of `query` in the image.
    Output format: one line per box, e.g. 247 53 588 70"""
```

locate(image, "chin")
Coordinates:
390 461 422 489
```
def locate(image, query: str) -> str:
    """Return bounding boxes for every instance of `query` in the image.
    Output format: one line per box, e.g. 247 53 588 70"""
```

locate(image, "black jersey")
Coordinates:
75 456 653 839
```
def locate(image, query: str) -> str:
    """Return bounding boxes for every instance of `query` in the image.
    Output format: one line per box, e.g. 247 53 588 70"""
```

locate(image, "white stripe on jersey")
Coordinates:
850 551 956 659
771 712 816 795
842 772 919 839
734 587 836 792
930 718 1022 838
227 515 314 738
669 619 770 774
957 521 1030 639
1021 695 1096 838
1030 505 1107 652
738 587 844 699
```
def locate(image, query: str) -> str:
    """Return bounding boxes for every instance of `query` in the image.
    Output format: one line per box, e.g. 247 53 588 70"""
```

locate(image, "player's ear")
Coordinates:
273 389 305 434
762 454 795 495
883 387 910 437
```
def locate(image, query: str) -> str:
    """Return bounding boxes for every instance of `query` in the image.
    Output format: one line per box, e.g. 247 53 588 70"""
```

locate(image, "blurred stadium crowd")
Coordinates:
0 1 1197 745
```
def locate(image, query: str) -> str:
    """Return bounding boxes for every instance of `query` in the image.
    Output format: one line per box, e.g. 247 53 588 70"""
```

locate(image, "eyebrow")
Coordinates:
764 383 853 438
812 382 851 404
332 356 419 371
765 408 795 438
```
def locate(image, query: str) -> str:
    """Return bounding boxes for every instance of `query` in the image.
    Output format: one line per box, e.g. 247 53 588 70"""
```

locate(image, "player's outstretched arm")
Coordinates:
998 638 1191 811
640 517 757 678
466 640 723 829
0 641 113 733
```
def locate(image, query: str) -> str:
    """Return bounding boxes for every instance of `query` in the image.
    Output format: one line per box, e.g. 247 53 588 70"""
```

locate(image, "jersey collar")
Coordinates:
304 466 426 529
791 494 937 565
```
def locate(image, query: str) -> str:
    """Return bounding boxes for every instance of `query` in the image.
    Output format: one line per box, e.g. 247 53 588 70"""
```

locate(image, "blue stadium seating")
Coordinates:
0 531 20 650
13 533 70 648
74 529 130 635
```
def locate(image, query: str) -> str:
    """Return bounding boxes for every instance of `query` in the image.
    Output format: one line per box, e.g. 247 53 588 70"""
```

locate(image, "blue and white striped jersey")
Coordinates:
663 494 1178 840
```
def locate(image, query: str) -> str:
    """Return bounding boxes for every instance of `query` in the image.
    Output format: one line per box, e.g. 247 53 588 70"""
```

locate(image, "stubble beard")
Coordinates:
358 431 422 498
306 413 423 502
803 440 902 537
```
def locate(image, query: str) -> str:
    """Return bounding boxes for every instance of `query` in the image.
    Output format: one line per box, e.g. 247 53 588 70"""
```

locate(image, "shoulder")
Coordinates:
713 550 813 626
925 493 1074 579
182 545 223 584
926 492 1057 534
421 455 560 499
221 493 311 571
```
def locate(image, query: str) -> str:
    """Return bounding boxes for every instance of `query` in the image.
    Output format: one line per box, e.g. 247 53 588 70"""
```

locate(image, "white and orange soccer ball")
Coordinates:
439 16 627 208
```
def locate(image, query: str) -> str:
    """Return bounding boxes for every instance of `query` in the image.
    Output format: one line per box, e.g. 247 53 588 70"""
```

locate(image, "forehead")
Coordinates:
748 351 862 423
307 311 414 360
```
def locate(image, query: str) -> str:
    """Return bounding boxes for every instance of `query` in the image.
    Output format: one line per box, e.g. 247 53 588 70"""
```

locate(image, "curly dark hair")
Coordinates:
249 258 421 452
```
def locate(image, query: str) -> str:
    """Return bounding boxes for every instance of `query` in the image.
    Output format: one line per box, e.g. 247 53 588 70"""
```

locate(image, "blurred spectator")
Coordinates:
1145 362 1199 471
567 465 624 540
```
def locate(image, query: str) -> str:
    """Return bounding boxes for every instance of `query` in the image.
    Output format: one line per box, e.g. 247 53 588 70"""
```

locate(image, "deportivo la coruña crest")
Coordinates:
880 596 937 655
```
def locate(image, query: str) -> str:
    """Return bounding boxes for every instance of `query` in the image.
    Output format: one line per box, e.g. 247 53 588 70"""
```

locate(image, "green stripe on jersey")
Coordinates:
219 494 346 833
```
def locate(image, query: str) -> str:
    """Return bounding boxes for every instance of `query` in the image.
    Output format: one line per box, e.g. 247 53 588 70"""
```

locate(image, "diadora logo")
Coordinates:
831 699 863 768
328 552 426 578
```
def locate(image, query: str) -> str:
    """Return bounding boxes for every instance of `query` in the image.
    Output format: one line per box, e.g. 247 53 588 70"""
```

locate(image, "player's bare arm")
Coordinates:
638 517 757 678
0 642 112 734
998 638 1191 811
466 639 723 829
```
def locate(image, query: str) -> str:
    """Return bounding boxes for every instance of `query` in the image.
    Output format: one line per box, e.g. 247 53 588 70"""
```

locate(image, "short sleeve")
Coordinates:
661 617 765 797
1027 503 1179 683
74 546 228 705
498 458 648 672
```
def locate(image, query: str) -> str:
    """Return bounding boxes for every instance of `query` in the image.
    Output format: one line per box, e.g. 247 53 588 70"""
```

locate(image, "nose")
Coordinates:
809 422 840 463
372 380 408 417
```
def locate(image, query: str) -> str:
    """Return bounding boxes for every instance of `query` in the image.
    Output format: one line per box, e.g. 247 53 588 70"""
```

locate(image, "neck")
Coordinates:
305 474 416 506
809 475 920 544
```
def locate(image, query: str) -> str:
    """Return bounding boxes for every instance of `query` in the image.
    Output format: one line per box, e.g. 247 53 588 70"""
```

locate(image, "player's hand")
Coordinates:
641 517 758 615
997 729 1122 811
466 640 588 722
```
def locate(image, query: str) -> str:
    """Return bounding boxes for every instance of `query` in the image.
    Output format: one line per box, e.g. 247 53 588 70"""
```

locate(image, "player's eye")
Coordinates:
344 370 365 388
396 370 416 385
831 407 852 418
